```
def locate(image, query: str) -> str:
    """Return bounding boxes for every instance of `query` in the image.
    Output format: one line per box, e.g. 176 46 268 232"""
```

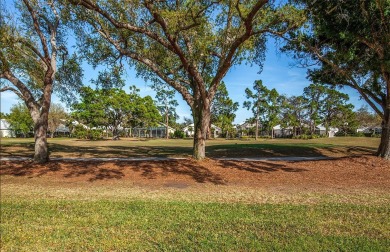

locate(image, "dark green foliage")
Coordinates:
211 82 239 138
67 0 305 159
0 0 84 162
0 112 8 119
73 125 88 139
7 103 33 137
71 87 160 139
279 95 306 136
173 130 185 139
154 85 179 126
284 0 390 157
244 80 282 138
71 87 106 130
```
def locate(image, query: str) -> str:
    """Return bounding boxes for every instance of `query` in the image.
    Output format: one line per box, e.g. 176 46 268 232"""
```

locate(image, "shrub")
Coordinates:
89 129 103 140
355 132 365 137
173 130 185 139
74 125 88 139
73 125 103 140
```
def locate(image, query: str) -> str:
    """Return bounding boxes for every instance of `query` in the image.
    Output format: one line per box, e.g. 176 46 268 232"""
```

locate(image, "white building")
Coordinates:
132 123 175 138
272 124 293 138
0 119 15 138
315 124 339 137
357 125 382 135
183 123 221 138
54 123 70 136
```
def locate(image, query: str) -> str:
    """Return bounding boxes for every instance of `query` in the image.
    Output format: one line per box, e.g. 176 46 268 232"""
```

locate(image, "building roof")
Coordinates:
316 124 339 132
55 124 70 133
183 123 221 132
272 124 293 130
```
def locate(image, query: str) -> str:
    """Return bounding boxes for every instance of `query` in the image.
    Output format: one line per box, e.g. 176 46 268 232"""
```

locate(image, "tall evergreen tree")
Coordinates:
155 85 179 139
243 80 269 140
211 82 238 138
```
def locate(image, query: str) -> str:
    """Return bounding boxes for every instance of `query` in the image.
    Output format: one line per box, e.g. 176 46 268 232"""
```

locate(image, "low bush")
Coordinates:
73 125 103 140
173 130 185 139
89 129 103 140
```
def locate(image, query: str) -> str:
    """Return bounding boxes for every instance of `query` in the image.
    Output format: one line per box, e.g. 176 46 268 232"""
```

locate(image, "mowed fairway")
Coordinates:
0 136 381 158
1 137 390 251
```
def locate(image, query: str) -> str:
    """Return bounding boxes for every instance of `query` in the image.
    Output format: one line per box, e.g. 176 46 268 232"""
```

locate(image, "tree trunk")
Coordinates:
377 108 390 159
33 116 49 163
192 102 211 160
255 118 259 140
165 110 169 139
310 120 315 135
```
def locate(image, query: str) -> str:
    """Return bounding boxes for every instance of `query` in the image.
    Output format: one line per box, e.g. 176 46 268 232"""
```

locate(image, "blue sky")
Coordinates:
0 38 365 124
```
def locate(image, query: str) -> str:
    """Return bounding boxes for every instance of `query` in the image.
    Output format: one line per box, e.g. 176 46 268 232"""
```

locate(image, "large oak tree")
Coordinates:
0 0 82 163
68 0 304 159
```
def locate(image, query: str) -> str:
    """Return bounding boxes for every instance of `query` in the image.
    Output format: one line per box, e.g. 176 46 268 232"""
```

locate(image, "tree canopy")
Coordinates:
0 0 83 162
155 85 179 139
284 0 390 158
48 103 67 138
244 80 281 139
211 82 238 138
67 0 305 159
71 87 160 139
7 103 34 138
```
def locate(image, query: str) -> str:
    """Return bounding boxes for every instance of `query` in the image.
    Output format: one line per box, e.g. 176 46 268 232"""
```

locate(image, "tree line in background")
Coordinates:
1 1 389 161
1 80 381 141
243 81 367 140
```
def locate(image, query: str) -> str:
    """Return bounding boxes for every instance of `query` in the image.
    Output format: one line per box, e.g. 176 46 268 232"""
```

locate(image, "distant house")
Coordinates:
238 122 256 130
315 124 339 137
357 125 382 135
0 119 15 138
356 126 370 133
132 123 175 138
183 123 221 138
370 126 382 135
54 123 70 137
237 122 258 137
71 120 89 129
272 124 293 138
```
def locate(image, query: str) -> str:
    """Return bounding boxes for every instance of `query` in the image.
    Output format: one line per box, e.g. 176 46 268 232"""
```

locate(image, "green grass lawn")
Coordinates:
1 198 389 251
0 136 380 158
1 136 388 251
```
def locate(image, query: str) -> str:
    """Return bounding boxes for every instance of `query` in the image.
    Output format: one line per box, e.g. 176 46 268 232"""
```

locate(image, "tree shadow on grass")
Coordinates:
206 143 326 158
1 141 377 159
1 142 193 158
128 160 226 184
62 161 125 181
0 142 35 157
48 143 193 158
207 143 378 158
215 160 308 173
0 160 61 177
0 160 226 184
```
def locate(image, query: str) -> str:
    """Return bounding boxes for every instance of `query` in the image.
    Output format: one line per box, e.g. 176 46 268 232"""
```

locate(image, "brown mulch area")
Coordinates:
1 155 389 192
